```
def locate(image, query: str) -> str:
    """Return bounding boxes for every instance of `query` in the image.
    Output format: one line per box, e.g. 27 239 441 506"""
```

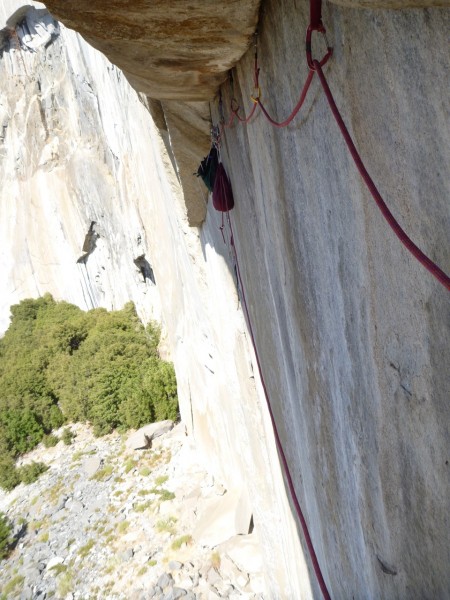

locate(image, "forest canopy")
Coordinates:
0 295 178 489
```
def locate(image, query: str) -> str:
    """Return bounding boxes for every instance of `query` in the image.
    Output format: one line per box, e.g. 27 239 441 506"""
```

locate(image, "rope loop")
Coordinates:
306 25 333 71
230 97 240 114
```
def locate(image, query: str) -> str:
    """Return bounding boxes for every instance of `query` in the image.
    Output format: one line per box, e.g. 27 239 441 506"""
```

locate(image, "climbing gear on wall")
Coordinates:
195 145 219 192
214 0 450 292
212 162 234 213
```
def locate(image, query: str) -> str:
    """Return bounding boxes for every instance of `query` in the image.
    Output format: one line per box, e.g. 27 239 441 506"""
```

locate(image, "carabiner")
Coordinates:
250 86 261 104
306 25 333 71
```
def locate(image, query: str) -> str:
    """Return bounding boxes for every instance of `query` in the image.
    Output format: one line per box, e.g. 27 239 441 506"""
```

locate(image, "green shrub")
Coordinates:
0 456 20 491
57 569 73 596
124 458 137 474
50 563 67 575
90 465 113 481
61 428 75 445
154 475 168 486
78 539 95 558
134 501 151 513
156 516 177 534
0 297 178 464
151 487 175 501
171 535 192 550
0 512 13 560
116 520 129 534
43 433 59 448
211 551 221 569
0 409 44 456
158 489 175 501
17 461 49 485
2 575 24 595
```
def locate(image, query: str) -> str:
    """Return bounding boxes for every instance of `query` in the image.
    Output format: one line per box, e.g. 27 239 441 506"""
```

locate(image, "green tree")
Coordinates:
0 455 20 492
143 359 178 421
0 512 12 560
17 461 49 484
0 410 44 456
0 296 178 483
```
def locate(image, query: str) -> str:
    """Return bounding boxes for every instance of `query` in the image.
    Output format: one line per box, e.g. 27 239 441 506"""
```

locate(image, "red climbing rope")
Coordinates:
223 213 332 600
219 3 449 291
212 4 449 600
257 70 315 128
223 37 321 130
312 59 450 291
230 99 259 125
310 0 323 30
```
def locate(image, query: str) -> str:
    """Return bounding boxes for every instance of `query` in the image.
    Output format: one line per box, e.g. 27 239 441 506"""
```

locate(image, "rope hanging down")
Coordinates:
222 212 332 600
215 5 335 599
218 1 450 291
210 3 449 599
311 60 450 290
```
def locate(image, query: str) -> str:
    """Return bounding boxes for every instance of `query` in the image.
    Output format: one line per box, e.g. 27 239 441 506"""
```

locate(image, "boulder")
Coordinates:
217 555 243 584
164 588 187 600
246 573 266 594
192 488 252 547
119 548 134 562
206 567 221 586
126 420 174 451
157 572 174 591
20 587 33 600
23 567 41 583
66 499 83 514
82 455 102 477
45 556 65 571
217 535 263 574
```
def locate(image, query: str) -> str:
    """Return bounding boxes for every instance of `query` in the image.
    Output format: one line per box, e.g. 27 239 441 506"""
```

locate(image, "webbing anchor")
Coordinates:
306 25 333 71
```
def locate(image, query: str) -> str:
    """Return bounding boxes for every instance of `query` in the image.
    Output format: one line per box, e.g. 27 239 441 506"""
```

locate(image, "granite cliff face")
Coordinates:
1 1 450 599
0 3 306 597
42 0 261 227
0 4 162 332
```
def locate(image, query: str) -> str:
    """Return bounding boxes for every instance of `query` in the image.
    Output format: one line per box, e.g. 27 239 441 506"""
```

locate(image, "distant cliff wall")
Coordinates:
0 5 162 331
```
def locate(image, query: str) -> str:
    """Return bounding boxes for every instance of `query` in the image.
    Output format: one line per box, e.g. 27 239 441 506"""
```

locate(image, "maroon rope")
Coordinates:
225 213 332 600
231 101 259 125
313 60 450 291
213 5 448 600
257 70 315 128
223 53 316 130
221 23 450 290
310 0 323 30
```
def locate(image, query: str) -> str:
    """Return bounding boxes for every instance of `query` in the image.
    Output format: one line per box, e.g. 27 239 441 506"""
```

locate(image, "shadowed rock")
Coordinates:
126 420 175 451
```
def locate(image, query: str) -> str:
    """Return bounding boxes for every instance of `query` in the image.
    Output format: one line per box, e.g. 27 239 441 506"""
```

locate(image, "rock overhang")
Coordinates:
37 0 449 226
41 0 262 101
